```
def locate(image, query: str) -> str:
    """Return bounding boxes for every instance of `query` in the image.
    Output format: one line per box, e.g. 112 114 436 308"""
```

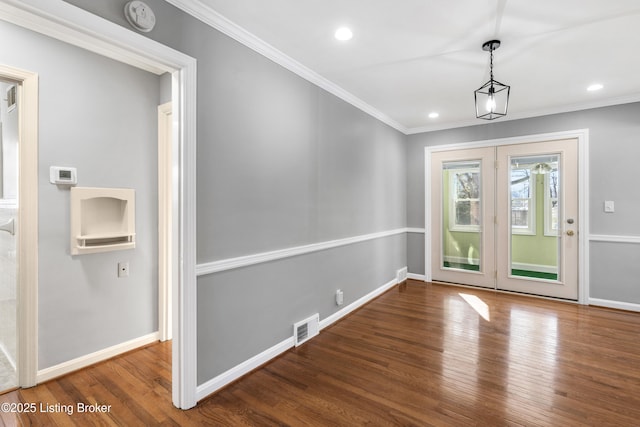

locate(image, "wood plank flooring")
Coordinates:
2 280 640 426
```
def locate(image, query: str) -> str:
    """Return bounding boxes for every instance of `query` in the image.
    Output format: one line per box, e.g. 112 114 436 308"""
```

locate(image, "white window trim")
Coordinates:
511 168 536 236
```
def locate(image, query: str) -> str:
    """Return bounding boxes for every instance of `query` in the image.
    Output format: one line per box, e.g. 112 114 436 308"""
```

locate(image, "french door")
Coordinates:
430 138 579 300
430 147 496 288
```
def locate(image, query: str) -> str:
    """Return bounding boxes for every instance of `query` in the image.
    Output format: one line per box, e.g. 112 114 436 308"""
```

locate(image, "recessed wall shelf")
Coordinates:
70 187 136 255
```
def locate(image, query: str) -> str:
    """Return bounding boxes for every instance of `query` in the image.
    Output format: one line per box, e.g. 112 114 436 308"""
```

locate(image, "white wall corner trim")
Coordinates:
196 228 409 276
163 0 407 134
407 273 426 281
589 298 640 313
36 333 160 384
196 274 401 401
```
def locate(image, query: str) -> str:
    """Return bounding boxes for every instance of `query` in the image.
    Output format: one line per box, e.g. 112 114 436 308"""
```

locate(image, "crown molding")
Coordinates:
407 93 640 135
164 0 408 134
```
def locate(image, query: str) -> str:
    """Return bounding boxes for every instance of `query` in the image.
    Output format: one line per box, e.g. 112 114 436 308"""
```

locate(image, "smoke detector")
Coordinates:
124 1 156 33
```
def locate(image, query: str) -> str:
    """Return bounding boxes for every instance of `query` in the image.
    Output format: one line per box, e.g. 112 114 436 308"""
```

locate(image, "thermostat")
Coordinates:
50 166 77 186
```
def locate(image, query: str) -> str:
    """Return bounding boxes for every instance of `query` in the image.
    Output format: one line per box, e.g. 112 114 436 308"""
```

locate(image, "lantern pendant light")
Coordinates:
474 40 510 120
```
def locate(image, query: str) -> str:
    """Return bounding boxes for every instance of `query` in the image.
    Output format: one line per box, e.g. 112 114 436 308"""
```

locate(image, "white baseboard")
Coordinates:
36 332 159 384
407 273 425 281
196 337 294 402
196 274 400 402
589 298 640 313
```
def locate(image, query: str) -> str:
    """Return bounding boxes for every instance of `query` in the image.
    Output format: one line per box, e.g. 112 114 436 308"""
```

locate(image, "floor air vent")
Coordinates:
293 314 319 347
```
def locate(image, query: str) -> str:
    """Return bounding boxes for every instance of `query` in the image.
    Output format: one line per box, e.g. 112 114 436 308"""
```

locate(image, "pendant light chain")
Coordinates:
489 46 494 82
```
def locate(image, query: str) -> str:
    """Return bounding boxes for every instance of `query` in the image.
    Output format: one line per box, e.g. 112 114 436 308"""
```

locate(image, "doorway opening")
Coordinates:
0 64 38 392
0 1 197 408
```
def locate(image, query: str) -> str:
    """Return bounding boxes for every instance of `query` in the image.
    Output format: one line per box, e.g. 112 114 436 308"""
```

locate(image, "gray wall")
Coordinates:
0 20 161 368
198 233 406 382
407 102 640 304
62 0 408 383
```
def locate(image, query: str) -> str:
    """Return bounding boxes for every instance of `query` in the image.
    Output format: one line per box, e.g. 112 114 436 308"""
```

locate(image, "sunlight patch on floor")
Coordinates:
459 293 490 321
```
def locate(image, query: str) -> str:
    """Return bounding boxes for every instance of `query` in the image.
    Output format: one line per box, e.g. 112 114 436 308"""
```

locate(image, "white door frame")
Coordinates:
158 102 173 342
425 129 590 304
0 64 38 388
0 0 199 409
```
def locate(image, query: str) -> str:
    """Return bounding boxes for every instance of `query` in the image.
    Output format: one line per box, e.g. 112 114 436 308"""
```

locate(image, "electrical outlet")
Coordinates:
118 261 129 278
336 289 344 306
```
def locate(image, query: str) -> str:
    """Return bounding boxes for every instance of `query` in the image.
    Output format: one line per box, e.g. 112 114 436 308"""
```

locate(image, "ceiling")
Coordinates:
172 0 640 134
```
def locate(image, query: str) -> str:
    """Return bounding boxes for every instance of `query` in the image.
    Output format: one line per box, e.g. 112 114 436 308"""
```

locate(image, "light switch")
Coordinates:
604 201 615 213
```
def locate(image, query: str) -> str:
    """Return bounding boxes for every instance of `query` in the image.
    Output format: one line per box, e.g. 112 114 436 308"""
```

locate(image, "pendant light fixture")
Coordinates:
531 162 552 174
474 40 510 120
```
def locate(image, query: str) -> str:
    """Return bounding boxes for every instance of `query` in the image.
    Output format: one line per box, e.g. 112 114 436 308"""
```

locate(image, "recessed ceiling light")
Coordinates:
334 27 353 41
428 112 439 119
587 83 603 92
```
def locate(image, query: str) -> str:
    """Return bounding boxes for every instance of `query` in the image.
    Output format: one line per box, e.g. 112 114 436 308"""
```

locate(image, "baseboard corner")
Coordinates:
36 332 160 384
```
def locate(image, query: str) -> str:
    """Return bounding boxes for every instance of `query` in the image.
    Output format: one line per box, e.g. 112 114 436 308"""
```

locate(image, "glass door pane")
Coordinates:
509 155 559 281
442 161 482 272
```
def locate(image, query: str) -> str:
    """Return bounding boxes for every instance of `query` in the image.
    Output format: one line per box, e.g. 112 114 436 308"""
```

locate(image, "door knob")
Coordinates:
566 230 575 236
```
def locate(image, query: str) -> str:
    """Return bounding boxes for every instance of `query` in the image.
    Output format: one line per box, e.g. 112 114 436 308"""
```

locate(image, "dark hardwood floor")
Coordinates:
2 280 640 426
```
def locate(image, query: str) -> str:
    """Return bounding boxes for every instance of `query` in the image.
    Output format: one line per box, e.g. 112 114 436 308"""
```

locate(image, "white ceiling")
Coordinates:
174 0 640 133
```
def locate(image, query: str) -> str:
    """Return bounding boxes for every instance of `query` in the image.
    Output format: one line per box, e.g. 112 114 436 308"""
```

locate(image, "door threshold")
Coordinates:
431 280 579 304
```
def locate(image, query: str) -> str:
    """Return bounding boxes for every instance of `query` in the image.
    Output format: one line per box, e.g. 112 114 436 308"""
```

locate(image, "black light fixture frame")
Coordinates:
475 40 510 120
